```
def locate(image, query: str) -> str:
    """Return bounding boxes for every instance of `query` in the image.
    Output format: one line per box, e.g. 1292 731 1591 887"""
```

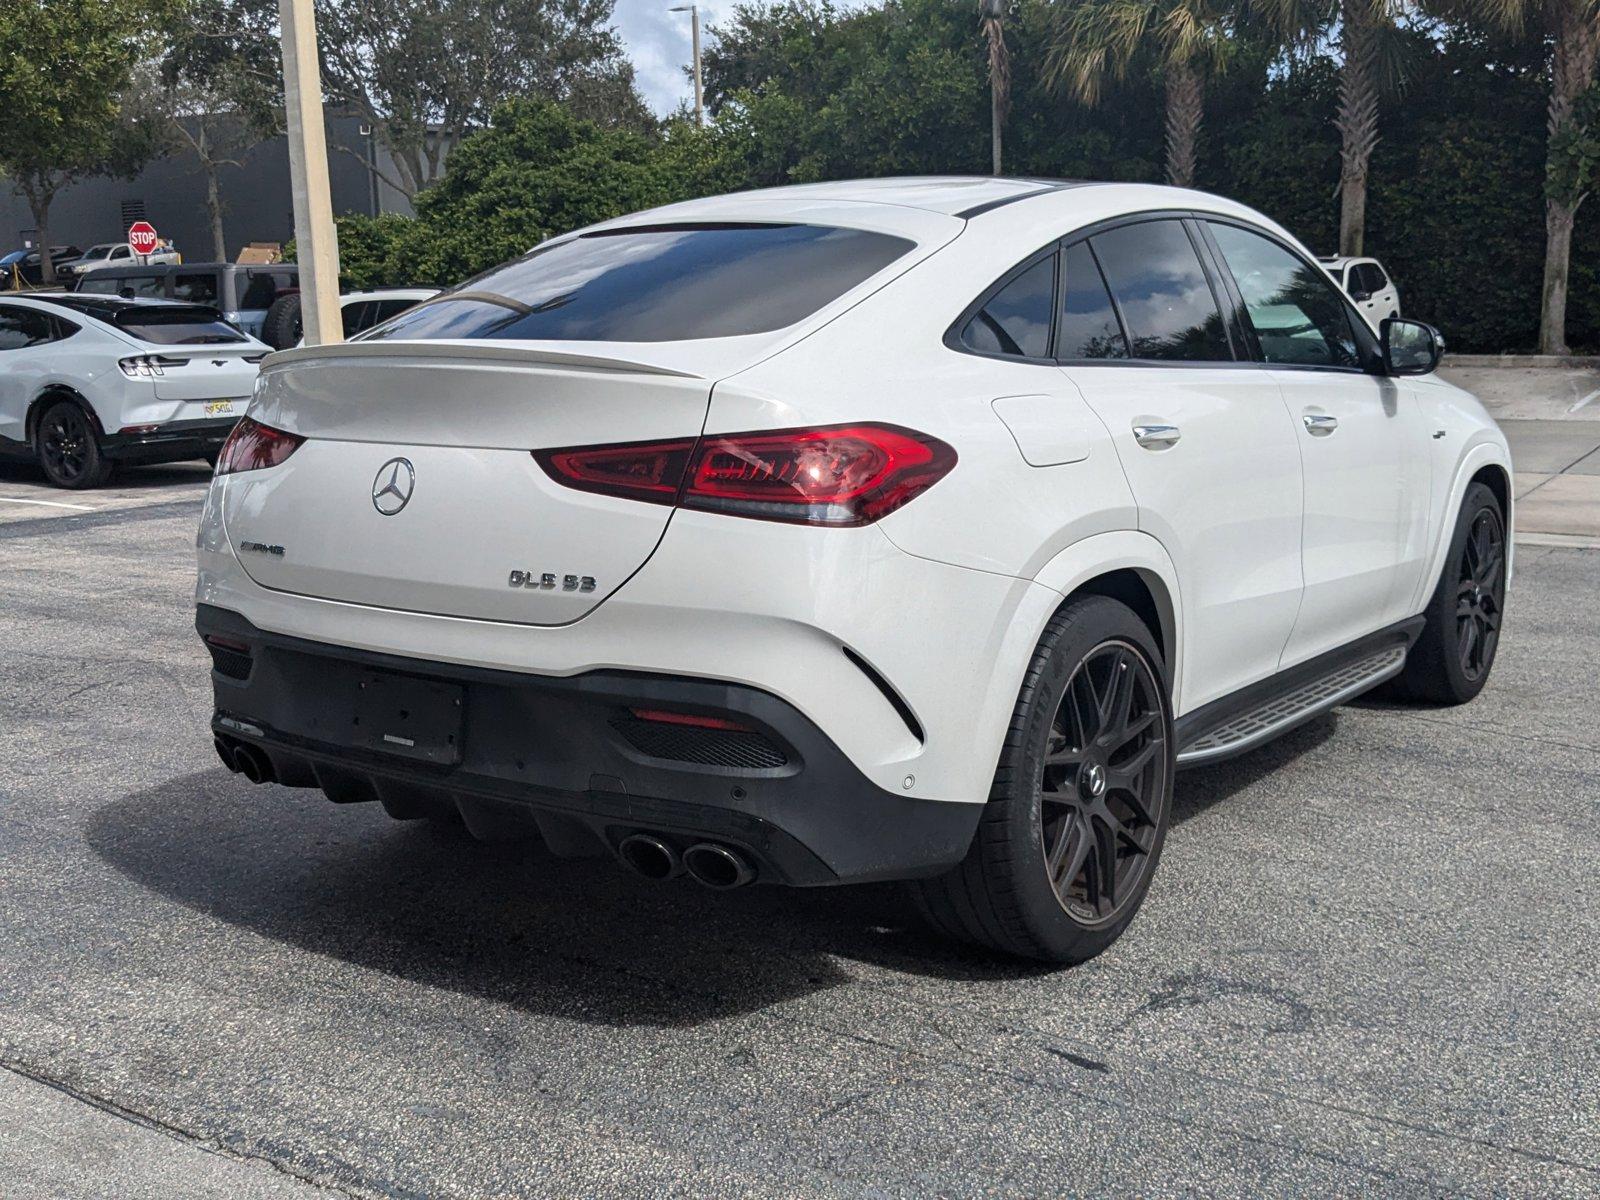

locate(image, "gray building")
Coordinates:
1 115 416 262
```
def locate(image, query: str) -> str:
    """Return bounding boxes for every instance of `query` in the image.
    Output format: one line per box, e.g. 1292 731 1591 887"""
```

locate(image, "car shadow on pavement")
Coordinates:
1169 713 1337 826
86 769 1055 1030
0 461 212 489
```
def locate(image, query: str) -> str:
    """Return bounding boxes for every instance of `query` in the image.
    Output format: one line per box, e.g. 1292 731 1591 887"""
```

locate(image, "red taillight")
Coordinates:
534 423 955 526
536 438 696 504
215 416 304 476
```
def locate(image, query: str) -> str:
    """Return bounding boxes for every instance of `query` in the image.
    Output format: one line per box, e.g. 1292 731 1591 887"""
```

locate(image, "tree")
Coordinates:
1045 0 1240 187
160 0 284 260
982 0 1013 173
1255 0 1409 256
1471 0 1600 353
313 0 651 200
0 0 167 282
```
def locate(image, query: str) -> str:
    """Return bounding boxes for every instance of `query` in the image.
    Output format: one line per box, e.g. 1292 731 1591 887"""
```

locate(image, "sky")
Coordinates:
611 0 740 116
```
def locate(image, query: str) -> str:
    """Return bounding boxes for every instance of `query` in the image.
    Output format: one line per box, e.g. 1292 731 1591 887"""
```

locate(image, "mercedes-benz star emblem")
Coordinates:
371 458 415 516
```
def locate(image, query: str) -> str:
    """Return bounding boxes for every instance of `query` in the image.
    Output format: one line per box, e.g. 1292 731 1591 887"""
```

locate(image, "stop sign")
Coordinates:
127 221 159 256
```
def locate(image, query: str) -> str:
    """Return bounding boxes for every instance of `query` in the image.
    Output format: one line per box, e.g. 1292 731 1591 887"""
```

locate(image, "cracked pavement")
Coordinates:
1 464 1597 1197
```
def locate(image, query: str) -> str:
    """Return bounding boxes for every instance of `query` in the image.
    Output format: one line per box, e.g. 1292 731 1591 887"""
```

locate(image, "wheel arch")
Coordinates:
27 385 105 444
1031 530 1183 706
1415 442 1514 612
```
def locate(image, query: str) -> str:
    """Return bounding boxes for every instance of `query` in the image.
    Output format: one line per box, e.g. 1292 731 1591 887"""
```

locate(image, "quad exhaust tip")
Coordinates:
617 834 681 881
222 740 275 786
617 835 755 888
682 842 755 890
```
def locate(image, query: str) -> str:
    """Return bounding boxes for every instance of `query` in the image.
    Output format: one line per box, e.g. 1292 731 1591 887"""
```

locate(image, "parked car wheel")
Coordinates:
910 596 1174 963
35 399 114 489
261 293 303 350
1391 482 1506 705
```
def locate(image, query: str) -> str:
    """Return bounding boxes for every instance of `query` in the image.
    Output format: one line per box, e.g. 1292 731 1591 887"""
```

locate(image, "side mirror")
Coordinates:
1349 288 1371 303
1382 317 1443 376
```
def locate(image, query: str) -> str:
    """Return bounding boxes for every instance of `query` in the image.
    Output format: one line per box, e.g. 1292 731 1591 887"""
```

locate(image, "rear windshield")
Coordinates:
363 223 915 343
116 306 245 345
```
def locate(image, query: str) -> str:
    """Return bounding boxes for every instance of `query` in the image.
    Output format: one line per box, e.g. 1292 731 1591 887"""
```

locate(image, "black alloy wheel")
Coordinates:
1455 506 1504 682
1391 480 1506 705
910 595 1175 963
1039 641 1169 926
36 400 113 489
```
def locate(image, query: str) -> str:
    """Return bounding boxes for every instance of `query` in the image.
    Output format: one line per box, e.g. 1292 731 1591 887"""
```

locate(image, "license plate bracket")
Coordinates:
351 671 464 765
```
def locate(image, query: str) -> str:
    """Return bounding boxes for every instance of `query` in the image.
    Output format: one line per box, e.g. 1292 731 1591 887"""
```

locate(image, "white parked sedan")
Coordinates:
0 295 267 487
196 178 1510 963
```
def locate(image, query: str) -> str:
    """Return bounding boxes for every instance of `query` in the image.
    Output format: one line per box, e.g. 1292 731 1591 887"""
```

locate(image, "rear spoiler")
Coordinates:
263 340 702 379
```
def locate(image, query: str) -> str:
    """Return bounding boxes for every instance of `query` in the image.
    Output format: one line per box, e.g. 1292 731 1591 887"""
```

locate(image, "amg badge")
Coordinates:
509 570 596 593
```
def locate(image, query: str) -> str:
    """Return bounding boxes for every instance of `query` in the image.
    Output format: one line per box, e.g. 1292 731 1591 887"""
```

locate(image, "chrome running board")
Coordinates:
1175 644 1409 768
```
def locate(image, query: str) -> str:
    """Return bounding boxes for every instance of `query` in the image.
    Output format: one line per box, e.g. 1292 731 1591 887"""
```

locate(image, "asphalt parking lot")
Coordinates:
2 456 1597 1199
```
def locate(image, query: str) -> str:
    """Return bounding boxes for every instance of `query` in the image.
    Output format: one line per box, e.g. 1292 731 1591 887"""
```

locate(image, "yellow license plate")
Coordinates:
205 401 236 417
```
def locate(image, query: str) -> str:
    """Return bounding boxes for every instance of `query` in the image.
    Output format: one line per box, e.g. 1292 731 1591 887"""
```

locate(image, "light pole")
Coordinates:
669 5 704 127
279 0 341 344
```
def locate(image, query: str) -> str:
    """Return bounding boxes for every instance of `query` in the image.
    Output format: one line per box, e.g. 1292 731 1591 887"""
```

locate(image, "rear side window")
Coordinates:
115 306 245 345
1208 223 1362 369
1090 221 1231 362
239 270 294 310
1367 262 1389 290
960 254 1056 358
77 276 121 295
0 305 56 350
1057 242 1128 360
365 224 915 343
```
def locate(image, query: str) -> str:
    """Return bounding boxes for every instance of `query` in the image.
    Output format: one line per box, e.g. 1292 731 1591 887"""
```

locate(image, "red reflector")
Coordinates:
203 634 250 653
118 424 162 436
215 416 304 476
629 707 753 732
534 423 955 526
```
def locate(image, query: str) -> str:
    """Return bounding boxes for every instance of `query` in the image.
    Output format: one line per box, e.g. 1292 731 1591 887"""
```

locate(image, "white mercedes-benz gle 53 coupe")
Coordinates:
0 294 267 487
197 178 1511 962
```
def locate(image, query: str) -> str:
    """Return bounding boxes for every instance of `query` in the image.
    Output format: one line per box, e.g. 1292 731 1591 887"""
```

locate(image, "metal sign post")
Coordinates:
278 0 342 345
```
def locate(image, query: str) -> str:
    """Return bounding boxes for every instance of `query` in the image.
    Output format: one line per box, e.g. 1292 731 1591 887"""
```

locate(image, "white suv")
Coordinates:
196 179 1510 963
1321 255 1401 321
0 295 267 487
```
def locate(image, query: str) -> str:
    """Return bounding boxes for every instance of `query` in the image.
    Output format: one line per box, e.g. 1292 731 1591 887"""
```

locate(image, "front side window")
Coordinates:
960 254 1056 358
172 272 220 304
367 223 915 343
77 276 120 295
0 305 55 350
1367 262 1390 291
1208 222 1362 369
1089 221 1231 362
1057 242 1128 360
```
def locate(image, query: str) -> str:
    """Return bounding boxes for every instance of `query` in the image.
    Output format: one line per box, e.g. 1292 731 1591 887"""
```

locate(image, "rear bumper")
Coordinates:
105 416 237 464
197 604 983 886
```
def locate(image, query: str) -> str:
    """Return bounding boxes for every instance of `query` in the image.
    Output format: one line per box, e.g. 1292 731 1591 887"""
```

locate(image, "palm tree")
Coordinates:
982 0 1013 175
1257 0 1406 258
1045 0 1238 188
1475 0 1599 354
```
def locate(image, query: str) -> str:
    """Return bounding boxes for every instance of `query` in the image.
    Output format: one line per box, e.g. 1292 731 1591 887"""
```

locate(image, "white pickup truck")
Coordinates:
58 242 181 281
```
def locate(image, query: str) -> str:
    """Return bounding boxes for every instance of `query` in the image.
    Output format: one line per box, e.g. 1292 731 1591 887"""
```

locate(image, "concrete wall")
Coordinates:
0 114 417 264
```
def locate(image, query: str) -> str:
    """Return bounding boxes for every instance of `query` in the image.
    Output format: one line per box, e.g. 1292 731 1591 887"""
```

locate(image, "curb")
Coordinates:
1444 354 1600 369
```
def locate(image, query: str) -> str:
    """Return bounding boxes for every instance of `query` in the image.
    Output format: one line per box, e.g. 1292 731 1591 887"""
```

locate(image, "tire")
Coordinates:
260 293 303 350
909 596 1175 963
1391 481 1505 705
34 399 114 489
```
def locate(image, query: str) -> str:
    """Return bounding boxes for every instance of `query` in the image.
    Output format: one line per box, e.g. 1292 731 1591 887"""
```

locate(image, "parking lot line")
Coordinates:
0 496 96 511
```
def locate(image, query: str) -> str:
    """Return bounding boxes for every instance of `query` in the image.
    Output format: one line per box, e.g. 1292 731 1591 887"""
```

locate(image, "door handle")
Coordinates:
1132 423 1181 450
1303 413 1339 436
